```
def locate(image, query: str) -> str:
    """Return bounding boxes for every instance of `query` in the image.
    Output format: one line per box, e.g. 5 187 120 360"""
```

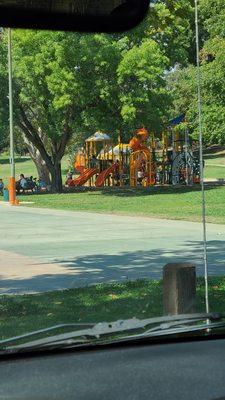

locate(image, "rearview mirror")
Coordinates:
0 0 150 32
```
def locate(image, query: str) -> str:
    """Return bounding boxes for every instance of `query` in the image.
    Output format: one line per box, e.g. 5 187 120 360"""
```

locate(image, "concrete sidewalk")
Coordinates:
0 249 80 294
1 202 225 294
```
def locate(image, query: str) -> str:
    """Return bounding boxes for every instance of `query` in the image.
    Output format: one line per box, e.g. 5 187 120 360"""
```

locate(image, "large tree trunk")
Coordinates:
18 105 72 194
49 162 63 193
33 157 51 188
23 136 51 187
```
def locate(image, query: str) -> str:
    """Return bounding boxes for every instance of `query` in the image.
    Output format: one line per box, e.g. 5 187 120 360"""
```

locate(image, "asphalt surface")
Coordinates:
1 202 225 294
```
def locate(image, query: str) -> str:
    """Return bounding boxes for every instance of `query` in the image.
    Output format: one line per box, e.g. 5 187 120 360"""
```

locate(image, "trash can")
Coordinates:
3 188 9 202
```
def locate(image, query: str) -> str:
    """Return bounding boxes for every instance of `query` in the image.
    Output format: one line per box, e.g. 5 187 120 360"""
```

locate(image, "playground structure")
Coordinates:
71 132 116 187
69 118 200 188
74 149 85 174
129 128 156 187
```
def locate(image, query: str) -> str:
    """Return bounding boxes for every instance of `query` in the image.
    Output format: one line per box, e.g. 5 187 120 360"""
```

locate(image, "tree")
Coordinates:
117 40 170 133
200 0 225 39
168 0 225 145
0 2 196 191
22 134 51 186
0 30 82 191
12 30 79 192
116 0 195 65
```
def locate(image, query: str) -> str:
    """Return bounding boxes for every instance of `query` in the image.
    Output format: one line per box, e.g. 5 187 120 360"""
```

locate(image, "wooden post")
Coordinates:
163 263 196 315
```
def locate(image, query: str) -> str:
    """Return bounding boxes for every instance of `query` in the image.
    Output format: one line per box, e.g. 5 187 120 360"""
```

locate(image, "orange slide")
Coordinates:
95 164 116 187
69 168 98 186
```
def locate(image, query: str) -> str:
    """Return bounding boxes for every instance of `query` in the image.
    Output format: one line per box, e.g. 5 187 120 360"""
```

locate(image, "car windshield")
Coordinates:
0 0 225 351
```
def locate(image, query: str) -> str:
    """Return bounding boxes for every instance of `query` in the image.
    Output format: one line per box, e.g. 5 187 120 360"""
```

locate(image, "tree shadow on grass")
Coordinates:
0 240 224 295
97 185 220 198
204 152 225 160
0 157 29 165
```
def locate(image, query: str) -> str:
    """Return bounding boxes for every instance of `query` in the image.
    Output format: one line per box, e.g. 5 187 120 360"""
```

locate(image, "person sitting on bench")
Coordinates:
0 178 4 195
16 174 28 194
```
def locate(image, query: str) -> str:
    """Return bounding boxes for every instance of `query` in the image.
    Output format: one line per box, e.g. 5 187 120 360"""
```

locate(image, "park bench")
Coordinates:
16 178 40 194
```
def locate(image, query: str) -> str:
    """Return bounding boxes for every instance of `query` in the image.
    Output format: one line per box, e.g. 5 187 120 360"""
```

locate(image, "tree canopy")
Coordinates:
3 0 221 190
169 0 225 145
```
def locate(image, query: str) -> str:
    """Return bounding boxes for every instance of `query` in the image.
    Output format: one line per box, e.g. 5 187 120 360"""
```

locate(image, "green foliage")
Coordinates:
117 40 170 132
200 0 225 38
2 0 224 154
0 1 198 187
129 0 194 65
0 1 195 142
169 61 225 145
12 30 77 142
168 1 225 145
1 29 171 150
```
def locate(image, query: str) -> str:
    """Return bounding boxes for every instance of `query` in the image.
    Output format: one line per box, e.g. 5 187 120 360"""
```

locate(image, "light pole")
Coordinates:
8 28 16 205
194 0 209 314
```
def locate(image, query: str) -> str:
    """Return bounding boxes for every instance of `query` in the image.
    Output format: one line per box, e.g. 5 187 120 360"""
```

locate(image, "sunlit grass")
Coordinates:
1 154 225 224
17 185 225 224
205 165 225 180
0 155 69 185
0 277 224 341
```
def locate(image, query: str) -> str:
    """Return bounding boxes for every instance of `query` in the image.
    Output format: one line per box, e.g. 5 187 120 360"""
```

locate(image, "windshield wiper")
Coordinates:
1 312 224 353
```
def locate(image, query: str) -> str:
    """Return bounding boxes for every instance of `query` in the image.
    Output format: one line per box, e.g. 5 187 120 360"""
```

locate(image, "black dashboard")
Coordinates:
0 338 225 400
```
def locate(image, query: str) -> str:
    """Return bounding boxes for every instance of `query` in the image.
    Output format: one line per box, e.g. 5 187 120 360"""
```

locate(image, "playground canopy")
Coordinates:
169 114 186 127
86 131 111 142
97 144 130 159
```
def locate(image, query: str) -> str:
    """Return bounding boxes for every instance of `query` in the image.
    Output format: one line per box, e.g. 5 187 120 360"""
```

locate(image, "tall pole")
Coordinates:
8 28 16 205
184 119 189 186
194 0 209 313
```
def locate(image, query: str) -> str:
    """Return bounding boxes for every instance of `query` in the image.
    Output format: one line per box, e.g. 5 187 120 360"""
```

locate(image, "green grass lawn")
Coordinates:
204 151 225 180
204 150 225 165
0 156 37 185
17 184 225 224
1 152 225 224
0 154 69 185
0 277 224 342
204 165 225 180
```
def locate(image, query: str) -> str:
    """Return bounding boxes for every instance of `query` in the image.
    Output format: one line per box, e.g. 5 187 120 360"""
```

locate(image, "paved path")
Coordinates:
1 202 225 294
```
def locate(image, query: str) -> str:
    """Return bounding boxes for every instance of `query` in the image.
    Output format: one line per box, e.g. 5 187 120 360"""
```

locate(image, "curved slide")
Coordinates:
95 164 116 187
69 168 98 187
